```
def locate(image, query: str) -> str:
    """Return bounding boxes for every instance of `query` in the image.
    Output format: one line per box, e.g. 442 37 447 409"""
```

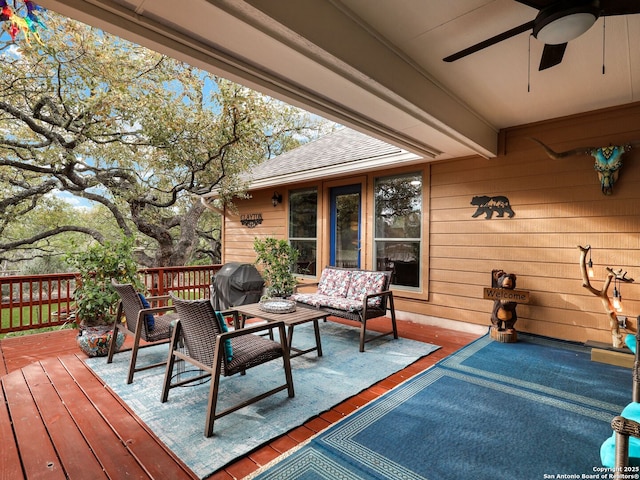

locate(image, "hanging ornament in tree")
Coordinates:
0 0 46 46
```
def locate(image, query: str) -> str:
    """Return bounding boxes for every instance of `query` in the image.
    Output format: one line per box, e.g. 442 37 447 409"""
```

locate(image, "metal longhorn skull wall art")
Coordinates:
531 138 640 195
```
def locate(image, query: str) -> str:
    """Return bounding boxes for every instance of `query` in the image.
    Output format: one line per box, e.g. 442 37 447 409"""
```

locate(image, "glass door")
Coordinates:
330 184 361 268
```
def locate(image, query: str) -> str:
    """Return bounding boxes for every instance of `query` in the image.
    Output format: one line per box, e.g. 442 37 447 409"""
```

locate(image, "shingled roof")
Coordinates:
246 127 422 189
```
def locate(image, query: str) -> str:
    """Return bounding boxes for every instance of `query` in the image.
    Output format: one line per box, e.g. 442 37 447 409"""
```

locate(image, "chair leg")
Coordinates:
106 312 122 364
126 320 145 384
284 356 295 398
161 322 182 403
160 354 177 403
359 319 367 352
389 295 398 340
204 374 222 437
204 345 225 437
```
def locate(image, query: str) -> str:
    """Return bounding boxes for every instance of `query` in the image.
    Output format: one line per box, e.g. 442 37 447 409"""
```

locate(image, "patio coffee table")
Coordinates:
234 303 328 358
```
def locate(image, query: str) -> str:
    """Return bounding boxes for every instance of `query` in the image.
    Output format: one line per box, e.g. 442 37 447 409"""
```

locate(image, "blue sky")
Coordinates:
49 190 92 210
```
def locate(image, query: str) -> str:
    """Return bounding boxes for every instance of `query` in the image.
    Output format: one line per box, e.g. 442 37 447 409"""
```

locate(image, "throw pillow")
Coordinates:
626 333 637 355
346 271 387 308
317 268 351 297
215 311 234 362
138 293 155 330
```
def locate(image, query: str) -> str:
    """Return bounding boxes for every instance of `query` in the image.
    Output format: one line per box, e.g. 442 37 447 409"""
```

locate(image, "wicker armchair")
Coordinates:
161 296 295 437
601 321 640 468
107 281 177 384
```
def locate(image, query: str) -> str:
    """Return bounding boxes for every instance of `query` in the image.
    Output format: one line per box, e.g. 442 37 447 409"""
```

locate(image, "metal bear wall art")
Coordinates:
470 195 515 219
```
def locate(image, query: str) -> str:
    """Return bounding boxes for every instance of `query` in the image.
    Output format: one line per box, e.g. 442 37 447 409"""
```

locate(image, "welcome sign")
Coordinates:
483 287 530 303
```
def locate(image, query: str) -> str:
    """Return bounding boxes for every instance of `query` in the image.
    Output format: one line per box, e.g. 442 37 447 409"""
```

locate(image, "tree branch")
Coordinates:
0 226 105 251
577 245 627 348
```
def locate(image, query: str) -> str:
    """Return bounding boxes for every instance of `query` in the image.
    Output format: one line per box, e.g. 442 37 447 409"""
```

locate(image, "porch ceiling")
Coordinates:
38 1 640 162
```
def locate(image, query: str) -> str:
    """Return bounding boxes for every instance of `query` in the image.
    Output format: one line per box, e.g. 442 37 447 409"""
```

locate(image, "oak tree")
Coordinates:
0 11 330 268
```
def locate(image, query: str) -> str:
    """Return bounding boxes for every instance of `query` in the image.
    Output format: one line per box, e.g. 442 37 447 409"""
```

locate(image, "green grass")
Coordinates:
1 304 73 334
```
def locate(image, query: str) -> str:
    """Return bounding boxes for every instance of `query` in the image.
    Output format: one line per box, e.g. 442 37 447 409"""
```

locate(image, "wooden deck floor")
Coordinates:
0 319 482 480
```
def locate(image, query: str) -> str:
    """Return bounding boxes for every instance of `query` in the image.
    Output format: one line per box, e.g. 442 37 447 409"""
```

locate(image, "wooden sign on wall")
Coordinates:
240 213 263 228
483 287 530 303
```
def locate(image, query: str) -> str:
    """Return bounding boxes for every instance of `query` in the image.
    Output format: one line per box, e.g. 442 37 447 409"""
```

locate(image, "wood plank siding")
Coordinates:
222 103 640 345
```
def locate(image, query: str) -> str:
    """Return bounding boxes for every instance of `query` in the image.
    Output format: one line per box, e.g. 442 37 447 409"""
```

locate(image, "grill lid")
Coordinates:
210 262 264 310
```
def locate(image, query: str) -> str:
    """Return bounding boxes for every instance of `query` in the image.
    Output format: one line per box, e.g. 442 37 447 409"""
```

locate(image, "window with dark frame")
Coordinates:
288 187 318 276
374 172 422 288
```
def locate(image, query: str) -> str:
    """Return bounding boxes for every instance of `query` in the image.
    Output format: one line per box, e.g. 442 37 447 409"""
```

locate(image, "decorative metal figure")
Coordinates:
532 138 640 195
578 245 634 348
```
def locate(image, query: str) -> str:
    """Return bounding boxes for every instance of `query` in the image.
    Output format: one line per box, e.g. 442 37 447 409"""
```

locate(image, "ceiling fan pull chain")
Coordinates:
602 17 606 75
527 34 531 93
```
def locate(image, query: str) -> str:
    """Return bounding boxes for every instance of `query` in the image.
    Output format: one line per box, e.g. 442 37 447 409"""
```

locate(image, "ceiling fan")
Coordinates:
443 0 640 71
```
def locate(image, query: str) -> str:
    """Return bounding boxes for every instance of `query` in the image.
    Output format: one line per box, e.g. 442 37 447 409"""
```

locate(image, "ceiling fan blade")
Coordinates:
601 0 640 16
443 20 535 62
514 0 553 9
538 43 567 70
518 0 640 16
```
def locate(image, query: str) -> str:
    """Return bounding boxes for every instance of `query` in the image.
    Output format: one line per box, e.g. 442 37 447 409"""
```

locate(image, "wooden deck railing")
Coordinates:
0 264 222 334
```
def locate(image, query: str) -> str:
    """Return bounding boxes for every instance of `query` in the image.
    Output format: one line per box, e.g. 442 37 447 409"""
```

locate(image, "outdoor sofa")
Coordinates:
289 266 397 352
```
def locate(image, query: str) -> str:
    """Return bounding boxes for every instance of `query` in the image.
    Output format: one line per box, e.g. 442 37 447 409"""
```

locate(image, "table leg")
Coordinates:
286 324 294 353
313 318 322 357
287 320 322 358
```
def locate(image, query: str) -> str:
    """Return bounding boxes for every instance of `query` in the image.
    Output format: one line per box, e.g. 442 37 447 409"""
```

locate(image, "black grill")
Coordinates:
210 262 264 310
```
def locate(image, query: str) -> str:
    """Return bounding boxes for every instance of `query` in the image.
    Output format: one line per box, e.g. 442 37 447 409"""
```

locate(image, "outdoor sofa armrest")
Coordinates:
363 289 394 307
364 289 393 300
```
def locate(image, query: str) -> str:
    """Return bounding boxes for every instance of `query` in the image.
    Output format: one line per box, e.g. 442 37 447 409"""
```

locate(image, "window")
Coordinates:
289 187 317 276
374 172 422 288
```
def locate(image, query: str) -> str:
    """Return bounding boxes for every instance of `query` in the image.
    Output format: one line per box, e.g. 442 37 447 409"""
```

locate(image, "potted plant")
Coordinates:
253 237 299 299
66 236 142 356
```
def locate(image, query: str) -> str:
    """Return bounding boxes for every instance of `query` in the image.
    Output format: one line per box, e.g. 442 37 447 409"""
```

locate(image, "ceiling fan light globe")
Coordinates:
535 11 597 45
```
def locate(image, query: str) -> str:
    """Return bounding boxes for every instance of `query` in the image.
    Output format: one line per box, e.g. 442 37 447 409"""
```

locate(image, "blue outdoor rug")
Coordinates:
85 320 439 479
252 333 632 480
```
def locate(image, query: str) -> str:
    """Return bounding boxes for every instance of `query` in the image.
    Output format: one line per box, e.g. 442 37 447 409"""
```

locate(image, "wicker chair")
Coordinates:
161 296 295 437
601 321 640 468
107 280 177 384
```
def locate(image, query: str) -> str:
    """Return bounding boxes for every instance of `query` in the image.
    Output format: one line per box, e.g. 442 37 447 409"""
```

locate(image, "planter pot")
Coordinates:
76 326 125 357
